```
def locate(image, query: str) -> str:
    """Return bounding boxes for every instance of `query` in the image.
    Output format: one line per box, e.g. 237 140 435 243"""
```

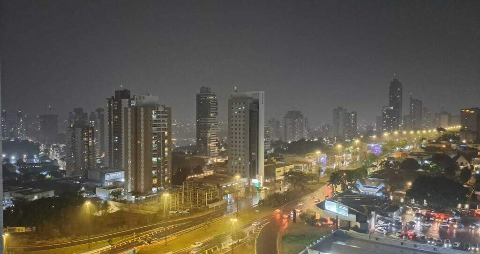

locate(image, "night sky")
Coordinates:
1 1 479 126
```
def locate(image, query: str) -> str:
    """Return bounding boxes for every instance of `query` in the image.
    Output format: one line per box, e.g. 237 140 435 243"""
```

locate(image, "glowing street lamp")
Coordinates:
3 233 8 254
84 201 91 250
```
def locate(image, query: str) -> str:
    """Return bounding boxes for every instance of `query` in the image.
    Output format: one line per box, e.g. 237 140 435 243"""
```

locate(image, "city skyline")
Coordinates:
2 1 479 126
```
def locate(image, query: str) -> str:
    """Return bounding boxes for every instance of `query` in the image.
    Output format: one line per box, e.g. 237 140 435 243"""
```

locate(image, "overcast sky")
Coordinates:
1 0 479 126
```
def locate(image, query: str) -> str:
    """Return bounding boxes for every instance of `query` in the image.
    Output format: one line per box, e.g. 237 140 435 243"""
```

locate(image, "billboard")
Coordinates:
325 200 349 217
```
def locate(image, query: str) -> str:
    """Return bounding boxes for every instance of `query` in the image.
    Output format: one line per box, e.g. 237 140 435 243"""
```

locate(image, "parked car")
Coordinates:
252 221 261 227
439 222 449 228
427 237 435 245
407 221 416 227
452 242 461 249
435 239 443 246
421 222 431 227
375 228 387 234
464 243 471 251
444 239 451 248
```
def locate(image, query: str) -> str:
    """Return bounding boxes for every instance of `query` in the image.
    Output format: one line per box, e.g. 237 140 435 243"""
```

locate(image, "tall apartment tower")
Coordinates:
196 87 219 160
65 108 96 176
382 106 398 132
409 97 423 130
124 95 172 194
346 111 358 139
90 108 106 159
333 107 348 140
1 110 7 140
227 91 264 184
460 108 480 143
39 114 59 144
14 110 26 140
283 110 306 143
389 78 403 128
106 89 131 169
267 118 281 141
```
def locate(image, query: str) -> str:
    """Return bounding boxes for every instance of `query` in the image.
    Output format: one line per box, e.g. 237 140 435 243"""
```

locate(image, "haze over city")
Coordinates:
1 1 480 254
2 1 479 125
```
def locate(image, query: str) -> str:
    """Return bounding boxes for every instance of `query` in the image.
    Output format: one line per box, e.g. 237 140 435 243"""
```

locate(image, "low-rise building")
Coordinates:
88 168 124 185
352 178 390 197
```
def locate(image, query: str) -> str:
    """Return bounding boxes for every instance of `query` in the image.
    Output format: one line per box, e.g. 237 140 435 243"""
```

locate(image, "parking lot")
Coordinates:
373 206 480 251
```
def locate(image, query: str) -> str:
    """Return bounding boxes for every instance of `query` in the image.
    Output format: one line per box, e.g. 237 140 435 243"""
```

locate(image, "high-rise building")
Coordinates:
264 124 271 152
375 116 383 132
283 110 306 143
39 114 59 144
106 89 132 169
409 97 423 130
65 108 96 176
195 87 218 160
389 78 403 127
1 110 7 140
321 124 332 138
382 106 398 132
267 118 281 141
422 107 433 129
435 111 450 128
15 110 26 140
460 108 480 143
333 107 356 140
124 95 172 194
333 107 348 139
90 108 105 160
346 111 358 139
227 91 264 183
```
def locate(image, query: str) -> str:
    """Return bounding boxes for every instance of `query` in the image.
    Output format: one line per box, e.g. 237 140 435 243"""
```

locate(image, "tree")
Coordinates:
444 165 457 178
406 175 469 209
431 153 456 171
328 171 342 193
192 165 204 174
400 158 420 172
284 170 310 190
460 167 472 184
108 189 123 201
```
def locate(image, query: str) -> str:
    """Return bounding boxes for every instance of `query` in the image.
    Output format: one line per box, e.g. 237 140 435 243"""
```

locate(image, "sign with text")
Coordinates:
325 200 349 217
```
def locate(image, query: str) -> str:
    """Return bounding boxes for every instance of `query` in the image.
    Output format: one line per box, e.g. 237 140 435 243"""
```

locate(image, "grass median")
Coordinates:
282 223 333 254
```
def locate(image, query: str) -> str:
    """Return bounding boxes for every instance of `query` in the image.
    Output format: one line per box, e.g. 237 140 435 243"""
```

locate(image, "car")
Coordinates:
452 242 461 249
252 221 261 227
444 239 451 248
435 239 443 246
395 231 403 237
314 199 320 203
473 243 480 252
298 202 304 206
283 214 290 219
191 242 203 248
453 223 464 228
439 222 449 228
375 228 387 234
421 222 431 227
275 209 281 213
406 221 416 227
418 235 426 243
190 249 201 254
427 237 434 245
464 243 471 251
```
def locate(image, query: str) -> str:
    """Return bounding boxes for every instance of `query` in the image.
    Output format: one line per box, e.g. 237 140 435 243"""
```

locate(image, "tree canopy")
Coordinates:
400 158 420 172
460 167 473 184
284 170 310 190
406 175 469 210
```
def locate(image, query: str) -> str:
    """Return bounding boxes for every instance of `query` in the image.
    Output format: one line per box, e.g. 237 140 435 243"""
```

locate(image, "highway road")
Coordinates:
256 184 331 254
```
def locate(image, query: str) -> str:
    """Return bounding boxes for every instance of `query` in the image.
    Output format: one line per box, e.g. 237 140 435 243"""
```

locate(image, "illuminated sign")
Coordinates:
325 200 349 217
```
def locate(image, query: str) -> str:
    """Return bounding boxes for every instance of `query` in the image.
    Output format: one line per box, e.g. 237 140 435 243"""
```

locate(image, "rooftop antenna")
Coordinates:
234 86 238 92
48 105 52 114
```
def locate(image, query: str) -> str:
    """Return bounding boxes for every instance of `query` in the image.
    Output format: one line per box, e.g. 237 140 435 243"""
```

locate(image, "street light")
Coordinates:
3 233 8 254
163 193 170 245
230 218 238 254
84 201 91 250
235 175 240 217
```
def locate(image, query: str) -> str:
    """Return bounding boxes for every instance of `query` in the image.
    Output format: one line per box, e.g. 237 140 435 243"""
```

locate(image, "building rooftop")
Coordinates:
301 230 464 254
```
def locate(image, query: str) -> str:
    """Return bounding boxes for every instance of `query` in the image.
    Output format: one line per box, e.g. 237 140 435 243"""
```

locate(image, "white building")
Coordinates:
227 91 264 185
